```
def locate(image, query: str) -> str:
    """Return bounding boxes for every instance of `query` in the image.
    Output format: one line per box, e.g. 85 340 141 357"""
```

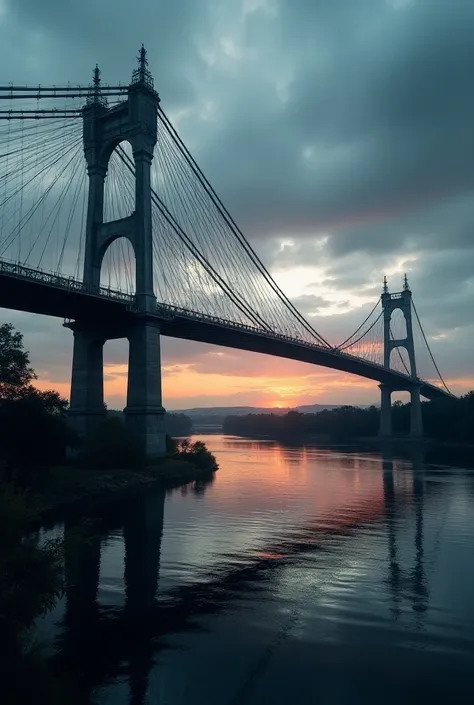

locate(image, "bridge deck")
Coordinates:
0 261 449 400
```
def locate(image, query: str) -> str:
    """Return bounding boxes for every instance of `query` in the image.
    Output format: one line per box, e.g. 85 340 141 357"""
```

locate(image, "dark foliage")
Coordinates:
0 324 78 482
174 438 219 470
0 323 36 398
0 484 75 705
80 416 144 469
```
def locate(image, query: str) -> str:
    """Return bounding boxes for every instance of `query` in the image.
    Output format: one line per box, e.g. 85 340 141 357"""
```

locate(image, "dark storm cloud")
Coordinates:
189 0 474 239
2 0 208 106
5 0 474 235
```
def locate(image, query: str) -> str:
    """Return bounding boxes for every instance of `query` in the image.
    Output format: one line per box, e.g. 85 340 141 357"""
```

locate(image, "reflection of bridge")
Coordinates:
0 49 452 455
55 454 429 704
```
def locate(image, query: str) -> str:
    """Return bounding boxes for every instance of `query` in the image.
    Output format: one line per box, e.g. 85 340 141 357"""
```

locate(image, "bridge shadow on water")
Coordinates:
51 452 469 705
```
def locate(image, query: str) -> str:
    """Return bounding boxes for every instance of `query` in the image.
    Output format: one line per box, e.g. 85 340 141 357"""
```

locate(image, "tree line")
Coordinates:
223 393 474 443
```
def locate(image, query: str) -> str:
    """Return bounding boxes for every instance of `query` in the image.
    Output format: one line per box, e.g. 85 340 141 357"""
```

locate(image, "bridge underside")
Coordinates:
0 272 448 401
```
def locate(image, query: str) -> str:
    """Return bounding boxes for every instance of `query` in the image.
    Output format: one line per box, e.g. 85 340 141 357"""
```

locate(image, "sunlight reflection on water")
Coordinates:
39 436 474 705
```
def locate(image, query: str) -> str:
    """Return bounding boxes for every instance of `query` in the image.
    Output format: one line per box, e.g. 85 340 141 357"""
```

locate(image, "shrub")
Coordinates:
175 439 218 471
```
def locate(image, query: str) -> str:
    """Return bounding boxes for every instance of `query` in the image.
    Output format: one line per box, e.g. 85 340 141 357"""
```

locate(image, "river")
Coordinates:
37 435 474 704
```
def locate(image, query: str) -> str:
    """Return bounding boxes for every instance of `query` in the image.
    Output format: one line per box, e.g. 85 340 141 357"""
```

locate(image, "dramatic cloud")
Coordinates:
1 0 473 408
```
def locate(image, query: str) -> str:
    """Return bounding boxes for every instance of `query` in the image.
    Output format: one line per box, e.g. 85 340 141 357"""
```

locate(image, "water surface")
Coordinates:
40 436 474 704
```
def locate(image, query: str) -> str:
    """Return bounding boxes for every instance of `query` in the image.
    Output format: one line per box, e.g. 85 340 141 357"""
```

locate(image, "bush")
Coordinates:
175 439 218 471
0 392 78 485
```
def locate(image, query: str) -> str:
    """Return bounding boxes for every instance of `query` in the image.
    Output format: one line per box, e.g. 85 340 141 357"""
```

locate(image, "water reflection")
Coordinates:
44 439 474 705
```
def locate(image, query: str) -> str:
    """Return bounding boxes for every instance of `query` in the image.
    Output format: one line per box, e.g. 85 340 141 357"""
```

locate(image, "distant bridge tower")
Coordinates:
379 275 423 438
67 48 166 456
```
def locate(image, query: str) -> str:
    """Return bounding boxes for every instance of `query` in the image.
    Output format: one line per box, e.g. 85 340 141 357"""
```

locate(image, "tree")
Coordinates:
0 324 77 480
0 323 36 400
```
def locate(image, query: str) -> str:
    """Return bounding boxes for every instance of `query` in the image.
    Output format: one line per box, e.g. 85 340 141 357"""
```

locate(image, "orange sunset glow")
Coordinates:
32 351 474 411
33 357 379 410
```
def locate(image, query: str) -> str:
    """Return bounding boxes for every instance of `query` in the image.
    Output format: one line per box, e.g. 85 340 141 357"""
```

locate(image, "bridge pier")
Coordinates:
68 325 106 439
410 384 423 438
67 318 166 457
379 384 392 437
124 317 166 457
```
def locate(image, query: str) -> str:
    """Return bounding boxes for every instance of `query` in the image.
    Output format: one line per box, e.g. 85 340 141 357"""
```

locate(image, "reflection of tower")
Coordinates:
411 449 428 621
382 452 401 619
379 275 423 438
61 517 103 701
124 489 165 705
383 449 428 627
64 518 101 628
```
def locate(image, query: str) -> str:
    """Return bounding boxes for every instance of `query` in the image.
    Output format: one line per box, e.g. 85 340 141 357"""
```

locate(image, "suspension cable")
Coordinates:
157 107 331 349
389 323 411 376
339 310 384 351
337 299 381 349
116 145 273 331
412 300 451 394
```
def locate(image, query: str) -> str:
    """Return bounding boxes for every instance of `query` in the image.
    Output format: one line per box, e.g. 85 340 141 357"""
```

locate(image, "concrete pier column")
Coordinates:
379 384 392 437
68 326 105 439
379 384 393 437
124 317 166 457
410 384 423 438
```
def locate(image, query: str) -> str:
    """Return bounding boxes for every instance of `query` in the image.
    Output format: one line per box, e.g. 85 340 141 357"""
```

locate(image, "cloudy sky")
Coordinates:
1 0 473 410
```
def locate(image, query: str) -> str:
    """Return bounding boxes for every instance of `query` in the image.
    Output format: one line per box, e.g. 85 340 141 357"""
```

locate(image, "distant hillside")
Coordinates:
171 404 346 423
172 406 291 418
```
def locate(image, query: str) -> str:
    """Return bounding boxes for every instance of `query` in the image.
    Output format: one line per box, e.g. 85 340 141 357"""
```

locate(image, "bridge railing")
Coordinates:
155 302 333 352
0 259 135 306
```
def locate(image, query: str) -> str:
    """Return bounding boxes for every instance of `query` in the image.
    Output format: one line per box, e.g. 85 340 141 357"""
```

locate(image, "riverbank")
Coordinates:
33 457 217 527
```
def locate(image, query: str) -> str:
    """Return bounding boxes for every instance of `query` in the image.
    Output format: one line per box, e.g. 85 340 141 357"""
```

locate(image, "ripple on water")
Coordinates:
37 436 474 704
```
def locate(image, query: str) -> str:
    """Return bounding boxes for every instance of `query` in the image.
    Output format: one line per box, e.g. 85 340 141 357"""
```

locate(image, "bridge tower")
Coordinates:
67 48 166 456
379 275 423 438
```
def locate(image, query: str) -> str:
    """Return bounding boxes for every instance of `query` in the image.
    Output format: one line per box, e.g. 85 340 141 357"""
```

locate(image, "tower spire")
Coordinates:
403 273 410 291
87 64 107 107
138 44 147 82
383 275 388 295
93 64 101 90
131 44 154 90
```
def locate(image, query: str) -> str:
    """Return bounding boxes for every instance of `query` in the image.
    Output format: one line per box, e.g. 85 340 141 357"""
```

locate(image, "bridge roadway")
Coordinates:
0 259 449 400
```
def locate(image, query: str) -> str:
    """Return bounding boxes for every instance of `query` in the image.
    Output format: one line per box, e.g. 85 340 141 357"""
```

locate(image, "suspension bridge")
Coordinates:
0 48 452 455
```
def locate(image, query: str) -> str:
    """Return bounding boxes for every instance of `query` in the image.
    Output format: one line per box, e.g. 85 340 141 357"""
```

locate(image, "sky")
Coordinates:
1 0 473 410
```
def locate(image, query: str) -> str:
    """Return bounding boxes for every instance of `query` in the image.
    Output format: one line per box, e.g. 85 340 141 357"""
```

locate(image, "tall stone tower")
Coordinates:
67 48 166 456
379 275 423 438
